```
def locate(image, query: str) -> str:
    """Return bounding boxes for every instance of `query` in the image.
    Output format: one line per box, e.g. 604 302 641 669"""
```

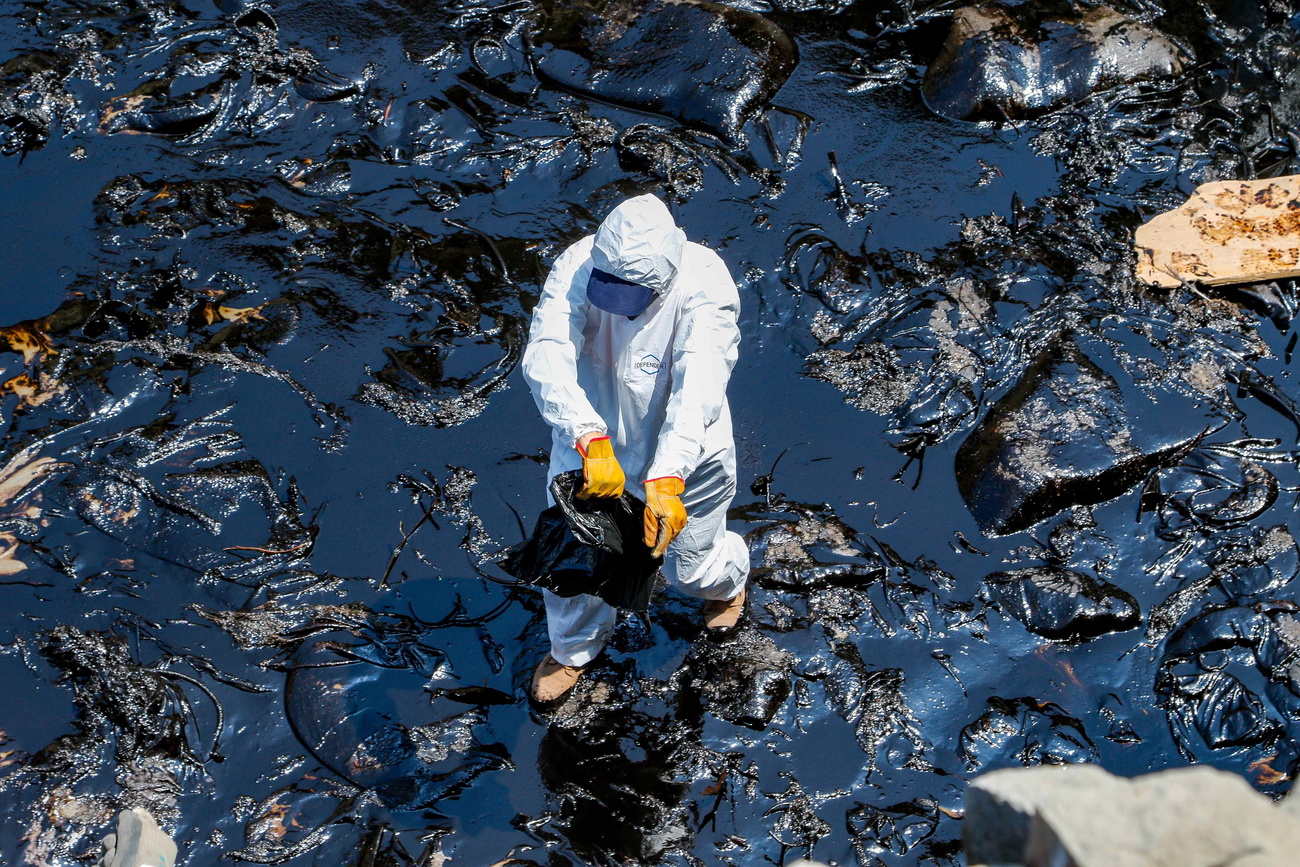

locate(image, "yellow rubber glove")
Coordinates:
575 435 625 499
644 476 687 557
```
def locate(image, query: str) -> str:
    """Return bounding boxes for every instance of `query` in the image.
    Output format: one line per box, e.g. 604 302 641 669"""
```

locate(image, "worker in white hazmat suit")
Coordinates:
521 194 749 703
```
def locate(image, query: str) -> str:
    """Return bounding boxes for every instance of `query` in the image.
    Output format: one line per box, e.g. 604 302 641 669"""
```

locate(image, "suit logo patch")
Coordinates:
636 354 663 375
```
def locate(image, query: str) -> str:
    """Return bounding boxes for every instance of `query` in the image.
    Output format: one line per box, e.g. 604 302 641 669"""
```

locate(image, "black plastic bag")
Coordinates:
499 471 661 612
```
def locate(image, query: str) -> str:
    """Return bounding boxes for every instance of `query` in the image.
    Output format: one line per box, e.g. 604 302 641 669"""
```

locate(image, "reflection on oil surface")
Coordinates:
2 0 1300 864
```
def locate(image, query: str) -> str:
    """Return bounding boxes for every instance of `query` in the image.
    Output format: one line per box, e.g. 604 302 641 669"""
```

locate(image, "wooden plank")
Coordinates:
1134 176 1300 288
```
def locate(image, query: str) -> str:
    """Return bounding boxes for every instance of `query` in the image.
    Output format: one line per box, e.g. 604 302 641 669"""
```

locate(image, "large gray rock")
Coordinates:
965 763 1119 863
1284 784 1300 819
966 764 1300 867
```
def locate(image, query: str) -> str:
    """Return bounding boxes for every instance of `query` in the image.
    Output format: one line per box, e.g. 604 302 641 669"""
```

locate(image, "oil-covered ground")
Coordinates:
2 0 1299 865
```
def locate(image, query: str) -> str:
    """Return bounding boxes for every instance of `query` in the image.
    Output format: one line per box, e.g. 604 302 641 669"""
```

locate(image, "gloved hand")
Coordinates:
98 808 176 867
644 476 687 557
575 434 625 499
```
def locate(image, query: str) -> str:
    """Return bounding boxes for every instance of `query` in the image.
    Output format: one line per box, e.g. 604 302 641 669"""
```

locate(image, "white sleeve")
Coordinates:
645 254 740 481
521 239 607 446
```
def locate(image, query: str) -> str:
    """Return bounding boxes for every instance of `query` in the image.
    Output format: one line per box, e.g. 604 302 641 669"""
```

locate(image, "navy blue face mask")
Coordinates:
587 268 657 317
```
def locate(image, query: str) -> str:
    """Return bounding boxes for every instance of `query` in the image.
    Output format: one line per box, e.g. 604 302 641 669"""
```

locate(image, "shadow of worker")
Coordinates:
536 677 698 866
533 628 794 865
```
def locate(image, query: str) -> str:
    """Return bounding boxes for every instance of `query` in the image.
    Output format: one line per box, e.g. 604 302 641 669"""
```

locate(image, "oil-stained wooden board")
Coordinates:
1135 176 1300 288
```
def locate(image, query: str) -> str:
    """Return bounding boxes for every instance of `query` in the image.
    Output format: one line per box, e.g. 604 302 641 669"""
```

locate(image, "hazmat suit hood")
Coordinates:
590 194 686 295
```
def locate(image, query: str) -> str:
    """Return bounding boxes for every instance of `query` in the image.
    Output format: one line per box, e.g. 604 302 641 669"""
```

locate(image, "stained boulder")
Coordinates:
923 4 1186 122
529 0 796 144
955 336 1216 536
983 566 1139 641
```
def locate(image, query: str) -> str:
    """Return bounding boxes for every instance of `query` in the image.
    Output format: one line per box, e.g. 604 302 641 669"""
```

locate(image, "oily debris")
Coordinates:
1136 176 1300 288
3 0 1300 863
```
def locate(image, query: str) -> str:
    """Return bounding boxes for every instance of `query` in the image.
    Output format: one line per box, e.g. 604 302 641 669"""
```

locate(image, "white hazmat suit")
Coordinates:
521 195 749 666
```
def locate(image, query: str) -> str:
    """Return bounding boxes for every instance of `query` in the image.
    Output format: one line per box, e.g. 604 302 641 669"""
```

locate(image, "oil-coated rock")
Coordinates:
923 4 1186 121
529 0 796 144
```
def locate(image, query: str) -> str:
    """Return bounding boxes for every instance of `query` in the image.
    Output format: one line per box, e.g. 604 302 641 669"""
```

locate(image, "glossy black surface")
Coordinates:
1 1 1299 865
